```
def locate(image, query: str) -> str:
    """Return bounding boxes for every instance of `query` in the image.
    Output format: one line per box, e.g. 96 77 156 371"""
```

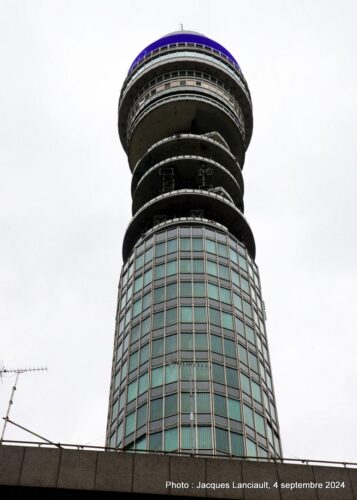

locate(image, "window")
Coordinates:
197 393 210 412
228 398 241 421
180 237 190 251
134 275 143 293
240 373 251 394
181 306 192 322
132 298 142 318
231 433 244 456
207 261 218 276
155 242 165 257
246 438 257 458
137 403 147 428
218 243 228 257
238 345 248 365
129 351 138 372
248 352 258 372
125 412 135 436
149 431 162 451
181 427 193 449
194 306 206 323
166 335 177 354
155 264 165 279
151 398 163 420
243 405 254 428
166 308 177 325
151 367 163 387
164 428 178 451
216 428 229 453
220 287 231 304
167 239 177 253
181 393 191 412
222 312 234 330
212 363 225 384
226 367 238 387
196 363 209 380
154 287 165 304
224 338 235 358
214 394 227 416
192 238 203 251
180 282 192 297
140 344 149 364
142 292 152 311
197 427 211 449
127 380 137 402
141 317 151 337
209 308 221 326
181 333 193 349
206 239 216 253
211 335 223 354
166 283 177 300
138 372 148 395
243 300 253 318
193 259 204 273
143 269 152 287
180 259 191 273
195 333 208 350
165 363 178 383
208 283 219 300
193 282 205 297
167 260 177 276
153 312 164 329
152 338 164 357
219 264 229 280
165 394 177 416
251 381 262 403
255 412 265 436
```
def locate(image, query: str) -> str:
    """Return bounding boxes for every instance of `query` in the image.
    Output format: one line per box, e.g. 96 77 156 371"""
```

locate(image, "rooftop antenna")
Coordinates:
0 366 51 444
179 23 184 31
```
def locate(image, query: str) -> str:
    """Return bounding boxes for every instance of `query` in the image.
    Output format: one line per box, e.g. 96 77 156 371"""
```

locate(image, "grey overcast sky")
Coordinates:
0 0 356 462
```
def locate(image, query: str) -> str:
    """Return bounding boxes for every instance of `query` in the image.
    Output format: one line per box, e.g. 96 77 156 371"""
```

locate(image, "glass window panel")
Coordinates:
167 260 177 276
127 380 137 402
166 307 177 325
155 242 165 257
131 325 140 344
224 338 235 358
209 308 221 326
238 255 248 271
138 372 148 395
181 427 193 449
155 264 165 279
208 283 219 300
229 247 238 264
151 398 163 420
141 317 151 336
136 253 144 269
243 300 252 318
153 311 164 329
245 325 255 344
206 239 216 254
219 264 229 280
181 363 191 380
193 282 205 297
251 381 262 403
180 237 190 251
222 312 234 330
140 343 149 364
231 433 244 456
112 399 119 418
119 391 125 412
165 394 177 416
193 259 204 273
231 269 240 287
181 306 193 322
121 361 127 382
255 412 265 436
246 438 257 458
129 351 138 371
197 393 210 412
241 373 251 394
211 335 223 354
226 367 238 387
258 446 268 458
133 298 142 318
117 422 123 446
162 361 175 384
136 436 147 450
228 399 241 421
233 293 243 311
134 275 143 293
207 260 218 276
241 277 249 293
125 412 135 436
238 345 248 364
243 405 254 428
180 282 192 297
143 269 152 287
151 367 163 387
212 363 225 384
181 333 193 349
216 428 229 453
194 306 206 323
192 238 203 251
195 333 208 350
197 427 212 449
220 287 231 304
166 335 177 354
180 259 192 273
142 292 152 311
149 431 162 451
214 394 227 416
144 247 153 263
152 338 164 357
248 352 258 372
196 363 209 380
166 283 177 300
218 243 228 257
164 428 178 451
154 286 165 304
181 393 191 412
167 239 177 253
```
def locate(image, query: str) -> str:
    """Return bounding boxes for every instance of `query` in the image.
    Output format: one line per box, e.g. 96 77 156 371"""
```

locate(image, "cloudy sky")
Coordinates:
0 0 356 463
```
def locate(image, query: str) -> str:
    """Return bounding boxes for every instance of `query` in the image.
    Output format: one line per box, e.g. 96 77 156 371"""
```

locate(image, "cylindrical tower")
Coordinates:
106 32 282 458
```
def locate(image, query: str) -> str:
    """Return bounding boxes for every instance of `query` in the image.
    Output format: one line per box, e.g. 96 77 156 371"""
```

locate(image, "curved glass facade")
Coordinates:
107 222 281 457
107 31 282 459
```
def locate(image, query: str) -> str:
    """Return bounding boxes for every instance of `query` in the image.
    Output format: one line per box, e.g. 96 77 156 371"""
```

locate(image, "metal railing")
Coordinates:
1 439 356 469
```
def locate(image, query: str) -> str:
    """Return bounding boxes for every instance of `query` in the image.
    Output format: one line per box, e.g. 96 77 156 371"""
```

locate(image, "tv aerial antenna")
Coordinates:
0 366 59 447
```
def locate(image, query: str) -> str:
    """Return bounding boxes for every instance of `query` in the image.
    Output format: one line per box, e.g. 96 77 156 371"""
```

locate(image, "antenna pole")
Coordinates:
0 372 20 442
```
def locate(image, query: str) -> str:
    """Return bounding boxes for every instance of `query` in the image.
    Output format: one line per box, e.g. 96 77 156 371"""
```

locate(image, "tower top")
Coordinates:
128 31 239 72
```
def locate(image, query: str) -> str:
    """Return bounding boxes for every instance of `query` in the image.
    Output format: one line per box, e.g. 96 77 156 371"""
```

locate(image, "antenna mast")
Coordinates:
0 366 47 442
